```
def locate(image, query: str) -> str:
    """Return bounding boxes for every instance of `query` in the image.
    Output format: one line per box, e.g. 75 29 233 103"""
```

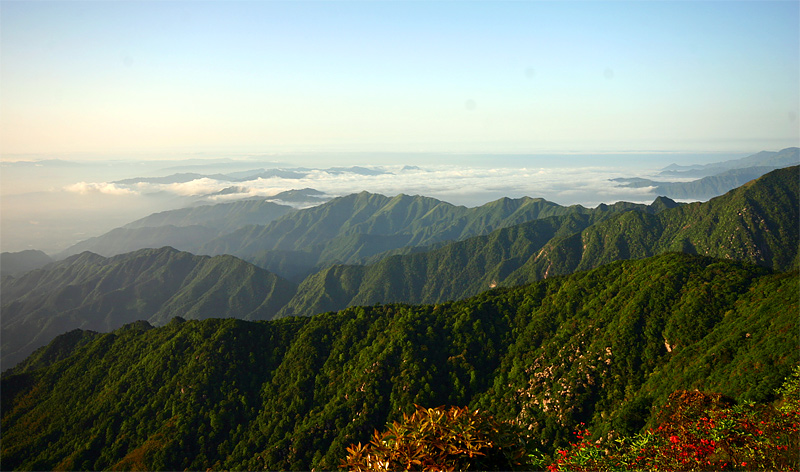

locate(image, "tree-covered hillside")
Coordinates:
200 192 660 281
509 165 799 284
2 253 796 470
3 167 796 371
0 247 295 369
278 210 625 317
280 166 799 317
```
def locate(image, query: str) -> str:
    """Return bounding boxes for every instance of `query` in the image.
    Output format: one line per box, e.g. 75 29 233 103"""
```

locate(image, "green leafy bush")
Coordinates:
341 405 534 471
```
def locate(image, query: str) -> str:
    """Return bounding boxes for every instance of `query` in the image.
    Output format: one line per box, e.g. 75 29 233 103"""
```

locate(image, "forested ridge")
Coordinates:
512 165 799 281
2 167 797 371
2 252 796 470
0 248 296 368
278 166 799 316
199 191 669 281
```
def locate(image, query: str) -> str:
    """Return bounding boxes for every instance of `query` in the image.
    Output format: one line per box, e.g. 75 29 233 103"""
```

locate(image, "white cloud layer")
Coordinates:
64 165 661 208
135 178 230 197
64 181 138 196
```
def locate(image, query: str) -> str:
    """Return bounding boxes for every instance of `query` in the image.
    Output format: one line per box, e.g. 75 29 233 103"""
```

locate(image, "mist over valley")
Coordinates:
4 149 794 255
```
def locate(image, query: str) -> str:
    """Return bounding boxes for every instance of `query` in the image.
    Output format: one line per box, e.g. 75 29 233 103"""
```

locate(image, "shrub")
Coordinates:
548 367 800 471
341 405 534 471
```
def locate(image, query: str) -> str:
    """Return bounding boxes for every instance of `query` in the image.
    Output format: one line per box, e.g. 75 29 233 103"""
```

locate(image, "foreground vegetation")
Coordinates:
548 368 799 471
341 368 799 471
2 252 796 470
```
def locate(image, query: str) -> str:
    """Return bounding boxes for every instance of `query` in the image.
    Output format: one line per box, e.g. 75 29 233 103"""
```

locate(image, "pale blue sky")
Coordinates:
1 0 798 158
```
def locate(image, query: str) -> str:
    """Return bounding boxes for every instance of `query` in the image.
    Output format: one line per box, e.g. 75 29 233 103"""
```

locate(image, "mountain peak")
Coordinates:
651 195 679 211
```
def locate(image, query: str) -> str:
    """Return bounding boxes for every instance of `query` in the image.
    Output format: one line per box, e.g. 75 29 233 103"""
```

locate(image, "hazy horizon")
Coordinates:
1 1 798 253
0 147 792 255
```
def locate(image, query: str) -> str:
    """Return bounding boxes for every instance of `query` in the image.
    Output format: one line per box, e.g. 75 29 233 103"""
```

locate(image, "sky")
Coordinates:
1 0 798 159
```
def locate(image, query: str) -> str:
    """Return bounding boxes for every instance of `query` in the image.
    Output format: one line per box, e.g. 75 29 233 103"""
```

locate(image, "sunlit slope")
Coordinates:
0 247 296 368
278 210 630 317
507 165 799 284
281 167 798 317
199 191 658 280
1 253 795 471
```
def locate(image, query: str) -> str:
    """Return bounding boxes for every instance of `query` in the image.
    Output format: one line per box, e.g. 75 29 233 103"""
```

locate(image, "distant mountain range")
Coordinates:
0 250 52 277
197 192 647 281
3 166 797 370
57 190 662 279
659 147 799 178
55 195 303 259
614 147 799 199
112 165 394 185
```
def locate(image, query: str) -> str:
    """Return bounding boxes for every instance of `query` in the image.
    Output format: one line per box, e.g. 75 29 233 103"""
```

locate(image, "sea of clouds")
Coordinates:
61 164 661 208
1 158 684 254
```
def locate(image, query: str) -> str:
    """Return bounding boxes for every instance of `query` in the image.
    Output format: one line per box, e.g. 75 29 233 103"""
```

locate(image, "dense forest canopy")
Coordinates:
3 167 797 373
2 252 796 470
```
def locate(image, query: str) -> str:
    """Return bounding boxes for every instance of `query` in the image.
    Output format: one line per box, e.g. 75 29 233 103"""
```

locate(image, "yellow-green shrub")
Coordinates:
341 405 533 471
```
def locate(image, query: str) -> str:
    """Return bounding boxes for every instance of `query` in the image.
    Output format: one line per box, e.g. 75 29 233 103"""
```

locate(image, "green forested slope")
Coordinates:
0 247 296 369
2 253 796 471
199 192 652 280
278 211 617 317
279 167 798 317
508 165 799 284
3 169 795 370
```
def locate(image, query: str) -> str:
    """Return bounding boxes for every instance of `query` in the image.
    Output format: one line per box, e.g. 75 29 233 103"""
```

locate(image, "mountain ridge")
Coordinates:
200 192 671 281
4 167 796 366
277 167 799 317
55 199 299 259
1 252 795 470
659 146 799 177
0 250 53 277
0 247 296 369
611 147 800 200
511 165 799 283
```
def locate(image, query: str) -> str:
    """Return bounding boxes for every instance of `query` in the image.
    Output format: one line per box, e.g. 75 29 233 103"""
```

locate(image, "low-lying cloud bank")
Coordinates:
64 182 139 196
63 165 659 208
5 164 663 253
